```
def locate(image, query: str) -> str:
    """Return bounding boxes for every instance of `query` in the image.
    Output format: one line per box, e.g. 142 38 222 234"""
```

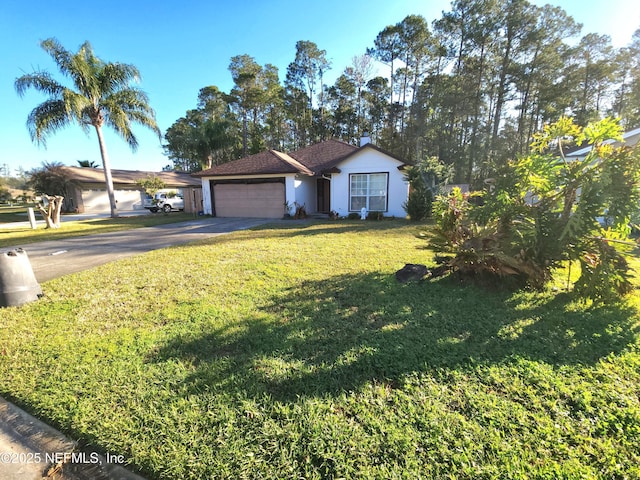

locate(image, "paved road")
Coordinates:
7 217 270 283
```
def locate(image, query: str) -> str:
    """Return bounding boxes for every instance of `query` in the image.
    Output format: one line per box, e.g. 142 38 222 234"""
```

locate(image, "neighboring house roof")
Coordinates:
565 127 640 158
192 139 407 178
62 166 201 187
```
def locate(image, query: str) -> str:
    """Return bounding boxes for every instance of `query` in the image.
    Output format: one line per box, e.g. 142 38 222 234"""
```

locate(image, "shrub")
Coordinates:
404 188 433 221
403 155 452 221
425 117 640 301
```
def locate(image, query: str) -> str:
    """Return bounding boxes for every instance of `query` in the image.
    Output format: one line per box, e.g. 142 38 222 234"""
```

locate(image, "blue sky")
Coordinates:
1 0 639 175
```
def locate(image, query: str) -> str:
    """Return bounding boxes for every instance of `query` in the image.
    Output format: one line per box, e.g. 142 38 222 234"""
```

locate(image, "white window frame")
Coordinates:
349 172 389 212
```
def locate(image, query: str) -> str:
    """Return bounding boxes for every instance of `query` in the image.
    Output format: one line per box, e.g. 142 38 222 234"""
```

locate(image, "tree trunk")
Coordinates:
94 125 118 218
490 21 515 159
37 195 64 229
517 47 538 156
242 109 248 157
469 42 487 182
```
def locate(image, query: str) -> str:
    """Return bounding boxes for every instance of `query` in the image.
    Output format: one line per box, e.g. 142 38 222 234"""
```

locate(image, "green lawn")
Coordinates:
0 210 196 249
0 204 39 223
1 221 639 479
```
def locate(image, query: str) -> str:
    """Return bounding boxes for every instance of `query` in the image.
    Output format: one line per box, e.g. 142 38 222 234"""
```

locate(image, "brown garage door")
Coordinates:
213 181 285 218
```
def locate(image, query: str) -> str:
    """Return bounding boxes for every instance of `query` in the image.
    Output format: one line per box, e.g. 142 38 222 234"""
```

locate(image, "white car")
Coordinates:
145 192 185 213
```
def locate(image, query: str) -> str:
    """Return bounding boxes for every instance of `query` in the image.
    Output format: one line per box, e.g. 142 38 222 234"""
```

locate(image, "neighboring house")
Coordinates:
563 127 640 224
62 167 202 214
192 136 410 219
565 126 640 160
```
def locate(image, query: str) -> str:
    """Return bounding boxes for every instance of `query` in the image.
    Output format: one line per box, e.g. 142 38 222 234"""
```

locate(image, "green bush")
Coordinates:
0 188 11 203
404 188 433 221
403 155 452 221
425 117 640 301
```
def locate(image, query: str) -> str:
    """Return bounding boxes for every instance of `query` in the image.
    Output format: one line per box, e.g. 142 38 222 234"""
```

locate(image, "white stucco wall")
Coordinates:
294 176 317 214
285 176 297 214
330 149 409 218
201 180 212 214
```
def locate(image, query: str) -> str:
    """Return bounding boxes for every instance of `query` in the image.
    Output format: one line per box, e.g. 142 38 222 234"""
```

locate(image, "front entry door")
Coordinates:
316 178 331 213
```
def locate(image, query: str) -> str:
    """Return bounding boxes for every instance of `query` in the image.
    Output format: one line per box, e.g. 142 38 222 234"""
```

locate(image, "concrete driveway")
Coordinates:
8 217 270 283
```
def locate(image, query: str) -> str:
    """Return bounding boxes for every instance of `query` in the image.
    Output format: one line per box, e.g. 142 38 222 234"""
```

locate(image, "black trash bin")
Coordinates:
0 248 43 307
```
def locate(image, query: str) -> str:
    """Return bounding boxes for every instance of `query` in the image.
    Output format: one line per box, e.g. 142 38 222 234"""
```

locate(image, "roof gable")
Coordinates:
344 143 407 167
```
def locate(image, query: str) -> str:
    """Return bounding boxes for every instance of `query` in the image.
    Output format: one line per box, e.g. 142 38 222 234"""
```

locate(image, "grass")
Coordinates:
0 204 39 222
1 220 640 479
0 210 196 249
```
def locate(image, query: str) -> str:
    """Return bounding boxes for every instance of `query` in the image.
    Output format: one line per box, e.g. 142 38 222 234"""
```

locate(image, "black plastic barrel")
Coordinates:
0 248 43 307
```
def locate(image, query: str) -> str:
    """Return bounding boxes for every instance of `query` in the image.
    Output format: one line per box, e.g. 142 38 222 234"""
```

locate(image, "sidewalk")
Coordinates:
0 397 145 479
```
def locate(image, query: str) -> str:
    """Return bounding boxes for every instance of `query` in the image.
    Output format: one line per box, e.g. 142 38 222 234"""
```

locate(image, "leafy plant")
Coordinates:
430 187 474 250
426 117 640 301
403 155 453 221
404 186 433 221
574 232 635 300
27 161 77 214
77 160 98 168
366 211 384 220
429 187 548 289
136 174 166 197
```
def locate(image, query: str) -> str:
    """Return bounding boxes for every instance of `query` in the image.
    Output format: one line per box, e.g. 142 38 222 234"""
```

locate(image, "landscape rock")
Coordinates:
395 263 429 283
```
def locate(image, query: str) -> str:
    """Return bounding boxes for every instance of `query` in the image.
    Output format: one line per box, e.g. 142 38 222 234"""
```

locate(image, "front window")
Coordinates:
350 173 388 211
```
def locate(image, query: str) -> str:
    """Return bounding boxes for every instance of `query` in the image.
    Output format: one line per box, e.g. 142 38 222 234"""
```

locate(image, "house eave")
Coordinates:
320 167 341 174
195 172 295 180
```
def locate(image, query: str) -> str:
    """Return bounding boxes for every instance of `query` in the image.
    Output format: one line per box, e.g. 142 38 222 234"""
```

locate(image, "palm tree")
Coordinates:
15 38 161 217
77 160 98 168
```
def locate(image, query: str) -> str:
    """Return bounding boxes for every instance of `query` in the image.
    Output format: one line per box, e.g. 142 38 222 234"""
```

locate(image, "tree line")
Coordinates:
164 0 640 184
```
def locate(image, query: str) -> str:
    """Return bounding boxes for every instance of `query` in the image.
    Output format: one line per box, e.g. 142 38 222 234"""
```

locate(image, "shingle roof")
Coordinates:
289 139 358 173
192 150 314 177
191 139 408 177
62 166 200 187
